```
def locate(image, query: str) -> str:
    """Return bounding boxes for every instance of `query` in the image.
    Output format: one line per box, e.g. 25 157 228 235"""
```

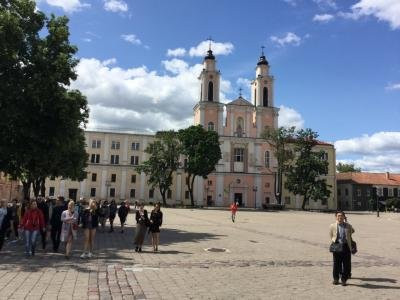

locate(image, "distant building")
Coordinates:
337 172 400 210
0 172 23 201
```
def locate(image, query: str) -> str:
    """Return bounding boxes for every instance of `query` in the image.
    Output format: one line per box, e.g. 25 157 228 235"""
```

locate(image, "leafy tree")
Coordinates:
136 131 181 206
262 126 295 204
285 129 331 210
0 1 88 198
336 162 361 173
178 125 221 206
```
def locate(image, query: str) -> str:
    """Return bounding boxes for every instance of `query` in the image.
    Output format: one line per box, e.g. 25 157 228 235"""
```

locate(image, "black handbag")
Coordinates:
329 242 344 253
351 240 357 254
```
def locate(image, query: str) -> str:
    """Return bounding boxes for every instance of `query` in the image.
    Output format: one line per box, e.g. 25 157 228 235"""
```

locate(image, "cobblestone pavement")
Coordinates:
1 208 400 299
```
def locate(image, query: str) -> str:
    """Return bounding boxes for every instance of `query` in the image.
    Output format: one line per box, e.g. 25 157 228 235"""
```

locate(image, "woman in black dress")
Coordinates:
134 203 149 252
149 202 163 252
80 199 99 259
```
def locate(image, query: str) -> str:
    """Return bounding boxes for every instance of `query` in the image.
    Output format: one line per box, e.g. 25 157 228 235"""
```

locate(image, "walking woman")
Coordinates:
0 199 9 251
134 203 149 252
118 201 129 233
61 200 78 259
108 199 117 233
20 200 45 257
149 203 163 252
329 211 355 286
81 199 99 258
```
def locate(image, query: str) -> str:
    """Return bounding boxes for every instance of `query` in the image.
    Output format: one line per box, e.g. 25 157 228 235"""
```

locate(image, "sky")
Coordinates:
35 0 400 172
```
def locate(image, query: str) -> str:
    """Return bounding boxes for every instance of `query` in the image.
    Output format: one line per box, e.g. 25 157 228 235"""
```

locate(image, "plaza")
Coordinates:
1 208 400 300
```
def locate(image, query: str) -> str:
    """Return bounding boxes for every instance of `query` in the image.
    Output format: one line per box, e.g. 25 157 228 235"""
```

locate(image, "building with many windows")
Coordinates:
45 49 336 209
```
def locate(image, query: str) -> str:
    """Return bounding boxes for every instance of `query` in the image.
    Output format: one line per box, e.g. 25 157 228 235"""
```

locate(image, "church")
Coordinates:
45 49 337 210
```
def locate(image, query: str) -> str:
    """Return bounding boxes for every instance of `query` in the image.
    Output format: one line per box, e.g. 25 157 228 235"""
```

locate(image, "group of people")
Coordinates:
0 197 163 258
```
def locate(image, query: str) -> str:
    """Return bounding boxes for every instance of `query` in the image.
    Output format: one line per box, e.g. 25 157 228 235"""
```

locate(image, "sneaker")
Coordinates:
80 253 87 259
332 279 339 285
87 252 93 258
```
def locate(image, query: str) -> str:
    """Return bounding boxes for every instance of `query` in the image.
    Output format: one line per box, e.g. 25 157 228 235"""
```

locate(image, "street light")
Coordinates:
253 186 258 209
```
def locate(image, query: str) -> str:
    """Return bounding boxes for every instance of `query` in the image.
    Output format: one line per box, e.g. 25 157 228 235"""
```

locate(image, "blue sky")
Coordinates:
36 0 400 172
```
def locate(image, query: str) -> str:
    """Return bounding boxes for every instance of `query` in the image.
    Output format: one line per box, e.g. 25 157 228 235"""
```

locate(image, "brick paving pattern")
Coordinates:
1 208 400 299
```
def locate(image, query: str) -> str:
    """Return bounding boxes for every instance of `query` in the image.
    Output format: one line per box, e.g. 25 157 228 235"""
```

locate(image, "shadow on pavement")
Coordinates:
349 283 400 289
351 277 397 283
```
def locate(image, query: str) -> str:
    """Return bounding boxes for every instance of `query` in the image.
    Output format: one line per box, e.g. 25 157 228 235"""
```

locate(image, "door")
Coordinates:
234 193 243 206
68 189 78 201
207 195 213 206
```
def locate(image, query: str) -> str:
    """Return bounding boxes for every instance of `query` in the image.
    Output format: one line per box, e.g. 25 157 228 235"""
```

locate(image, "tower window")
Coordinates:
265 151 270 168
254 89 257 106
263 87 268 107
208 81 213 101
208 122 215 131
236 117 244 137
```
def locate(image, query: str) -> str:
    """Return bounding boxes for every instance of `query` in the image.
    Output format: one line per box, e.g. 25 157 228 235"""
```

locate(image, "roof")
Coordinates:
227 96 254 106
337 172 400 186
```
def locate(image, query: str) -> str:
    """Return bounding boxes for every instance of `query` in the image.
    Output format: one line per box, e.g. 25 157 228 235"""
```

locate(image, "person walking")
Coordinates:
230 202 238 222
108 199 117 233
134 203 149 252
81 199 99 258
0 199 9 251
329 211 355 286
37 197 49 250
118 201 129 233
9 199 20 241
20 200 45 257
99 200 109 232
149 203 163 252
50 198 64 252
61 201 78 259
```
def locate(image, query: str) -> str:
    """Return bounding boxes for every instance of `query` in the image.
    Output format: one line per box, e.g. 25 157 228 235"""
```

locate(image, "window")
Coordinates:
111 141 120 150
345 188 348 196
236 117 244 137
185 191 190 199
167 189 172 199
208 81 213 101
208 122 215 131
91 154 100 163
265 197 270 204
131 142 140 150
337 189 341 196
263 86 268 107
109 188 115 197
49 187 55 197
366 190 371 197
90 188 96 197
131 174 136 183
265 151 270 168
92 140 101 149
321 152 328 161
149 189 154 198
50 176 55 181
234 148 244 162
357 189 361 197
130 156 139 166
110 155 119 164
92 173 97 182
389 188 393 197
111 174 116 182
130 189 136 198
208 180 212 186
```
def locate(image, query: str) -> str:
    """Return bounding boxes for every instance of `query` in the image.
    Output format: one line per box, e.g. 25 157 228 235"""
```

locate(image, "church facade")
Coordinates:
44 50 337 210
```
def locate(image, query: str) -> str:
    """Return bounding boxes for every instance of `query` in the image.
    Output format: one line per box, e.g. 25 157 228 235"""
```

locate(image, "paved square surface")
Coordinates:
1 208 400 299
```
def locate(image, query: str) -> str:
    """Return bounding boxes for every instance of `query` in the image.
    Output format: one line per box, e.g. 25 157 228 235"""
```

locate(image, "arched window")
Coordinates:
254 88 257 106
208 81 213 101
208 122 215 131
236 117 244 137
263 86 268 107
265 150 270 168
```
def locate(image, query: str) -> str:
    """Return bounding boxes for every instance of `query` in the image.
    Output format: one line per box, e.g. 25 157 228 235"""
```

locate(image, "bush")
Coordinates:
386 198 400 210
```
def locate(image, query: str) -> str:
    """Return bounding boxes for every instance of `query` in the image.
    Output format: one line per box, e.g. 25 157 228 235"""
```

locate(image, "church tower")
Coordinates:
193 43 224 134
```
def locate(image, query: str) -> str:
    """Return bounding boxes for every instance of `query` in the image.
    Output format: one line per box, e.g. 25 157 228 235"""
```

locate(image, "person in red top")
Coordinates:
230 202 238 223
20 200 45 257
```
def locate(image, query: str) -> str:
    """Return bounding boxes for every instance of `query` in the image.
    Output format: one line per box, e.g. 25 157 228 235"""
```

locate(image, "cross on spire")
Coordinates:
207 36 214 51
238 87 243 97
261 45 265 56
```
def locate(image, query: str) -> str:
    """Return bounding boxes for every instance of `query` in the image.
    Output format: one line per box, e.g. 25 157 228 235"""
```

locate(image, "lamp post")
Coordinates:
253 186 258 209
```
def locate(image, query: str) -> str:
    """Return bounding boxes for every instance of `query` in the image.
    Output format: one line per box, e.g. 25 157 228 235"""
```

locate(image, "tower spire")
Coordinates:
257 46 269 66
205 36 215 60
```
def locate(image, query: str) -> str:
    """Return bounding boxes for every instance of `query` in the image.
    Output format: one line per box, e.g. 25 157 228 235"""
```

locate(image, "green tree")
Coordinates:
336 162 361 173
285 129 331 210
0 1 89 198
136 131 181 206
262 126 296 204
178 125 221 206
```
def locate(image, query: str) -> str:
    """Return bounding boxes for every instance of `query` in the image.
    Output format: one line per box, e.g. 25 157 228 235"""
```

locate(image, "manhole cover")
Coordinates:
204 248 229 253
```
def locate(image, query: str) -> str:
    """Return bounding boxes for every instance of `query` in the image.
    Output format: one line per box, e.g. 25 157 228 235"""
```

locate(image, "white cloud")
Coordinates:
270 32 303 47
313 14 335 22
313 0 337 10
189 41 234 57
236 77 252 98
121 34 142 45
282 0 297 6
338 0 400 30
337 155 400 173
39 0 90 12
104 0 128 12
385 82 400 90
82 38 92 42
167 48 187 57
71 58 232 132
278 105 305 129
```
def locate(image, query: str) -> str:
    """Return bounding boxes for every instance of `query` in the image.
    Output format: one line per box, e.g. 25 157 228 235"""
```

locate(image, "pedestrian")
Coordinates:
149 202 163 252
37 197 49 250
230 201 238 222
99 200 109 232
0 199 9 251
81 199 98 258
118 201 129 233
108 199 117 232
329 211 355 286
134 203 149 252
20 200 45 257
50 198 64 252
61 200 78 259
9 199 20 240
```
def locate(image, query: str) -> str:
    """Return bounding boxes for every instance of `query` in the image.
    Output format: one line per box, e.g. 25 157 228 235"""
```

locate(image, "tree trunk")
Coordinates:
188 174 196 207
40 177 46 197
277 170 283 204
301 196 308 210
22 180 32 200
32 178 41 198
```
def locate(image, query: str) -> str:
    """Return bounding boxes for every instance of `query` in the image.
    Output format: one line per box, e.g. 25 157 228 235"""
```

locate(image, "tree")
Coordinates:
0 1 89 198
336 162 361 173
178 125 222 206
136 131 181 206
285 129 331 210
262 126 295 204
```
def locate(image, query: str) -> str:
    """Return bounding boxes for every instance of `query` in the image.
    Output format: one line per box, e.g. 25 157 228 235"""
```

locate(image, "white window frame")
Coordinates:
234 148 244 162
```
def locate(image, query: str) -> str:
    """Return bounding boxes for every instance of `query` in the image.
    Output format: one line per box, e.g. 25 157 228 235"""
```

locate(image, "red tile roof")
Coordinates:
337 172 400 186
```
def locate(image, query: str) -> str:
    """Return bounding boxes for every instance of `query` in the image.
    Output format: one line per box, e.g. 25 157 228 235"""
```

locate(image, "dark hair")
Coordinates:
335 210 345 217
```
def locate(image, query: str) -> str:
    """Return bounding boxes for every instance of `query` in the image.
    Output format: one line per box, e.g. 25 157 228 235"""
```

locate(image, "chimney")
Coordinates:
386 172 390 180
